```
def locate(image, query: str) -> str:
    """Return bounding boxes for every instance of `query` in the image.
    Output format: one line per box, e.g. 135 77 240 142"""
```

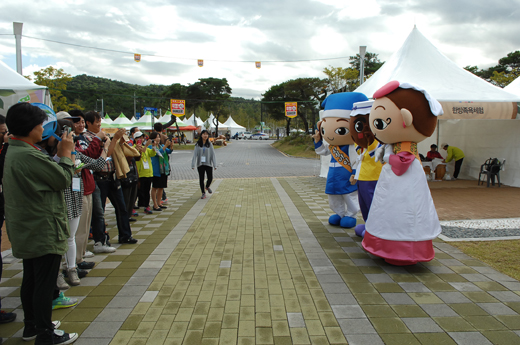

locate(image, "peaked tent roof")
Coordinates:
205 114 227 130
0 59 47 91
504 76 520 96
355 27 520 102
186 114 204 127
112 113 134 126
223 116 246 129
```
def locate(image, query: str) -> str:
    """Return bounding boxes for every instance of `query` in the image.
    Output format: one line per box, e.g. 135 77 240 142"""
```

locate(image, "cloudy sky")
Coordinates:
1 0 519 100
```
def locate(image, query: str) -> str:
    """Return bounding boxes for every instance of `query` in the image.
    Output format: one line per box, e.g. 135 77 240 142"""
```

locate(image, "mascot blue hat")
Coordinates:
321 92 368 119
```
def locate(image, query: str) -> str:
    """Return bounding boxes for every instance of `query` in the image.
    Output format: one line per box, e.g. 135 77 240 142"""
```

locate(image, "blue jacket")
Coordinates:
148 145 172 177
315 140 357 195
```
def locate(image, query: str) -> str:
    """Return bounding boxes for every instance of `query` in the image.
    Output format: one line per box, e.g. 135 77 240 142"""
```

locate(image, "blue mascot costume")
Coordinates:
313 92 368 228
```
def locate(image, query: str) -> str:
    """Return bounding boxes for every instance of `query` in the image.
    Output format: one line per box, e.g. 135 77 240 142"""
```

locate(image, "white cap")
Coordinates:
350 100 374 117
134 131 144 138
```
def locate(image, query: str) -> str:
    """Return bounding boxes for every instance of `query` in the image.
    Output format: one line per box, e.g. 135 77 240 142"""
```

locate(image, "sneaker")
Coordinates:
56 273 70 290
47 329 78 345
201 193 206 199
67 268 80 286
52 292 78 310
77 261 95 269
0 310 16 324
144 206 153 214
118 237 138 244
132 210 139 217
162 198 168 204
93 242 116 254
83 251 94 258
206 187 213 194
23 320 61 341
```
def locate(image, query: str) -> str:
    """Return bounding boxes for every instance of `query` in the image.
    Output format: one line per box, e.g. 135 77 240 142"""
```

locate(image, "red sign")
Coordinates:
198 59 204 67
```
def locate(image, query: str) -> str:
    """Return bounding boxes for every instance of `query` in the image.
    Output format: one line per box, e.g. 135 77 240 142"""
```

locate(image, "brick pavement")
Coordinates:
1 177 519 344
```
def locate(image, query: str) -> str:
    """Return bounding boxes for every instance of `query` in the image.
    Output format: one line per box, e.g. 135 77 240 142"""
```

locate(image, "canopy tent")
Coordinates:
185 114 205 127
130 116 137 123
504 76 520 97
355 26 520 109
133 111 156 129
222 116 246 136
205 114 227 131
111 113 134 128
0 59 52 113
320 26 520 187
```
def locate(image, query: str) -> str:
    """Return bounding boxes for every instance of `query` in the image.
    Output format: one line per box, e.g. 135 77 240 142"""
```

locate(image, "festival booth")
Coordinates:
132 111 156 130
205 114 228 136
0 59 52 114
111 112 134 129
348 26 520 186
222 116 246 136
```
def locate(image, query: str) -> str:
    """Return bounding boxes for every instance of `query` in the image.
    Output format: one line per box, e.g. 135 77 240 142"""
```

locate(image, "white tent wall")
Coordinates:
436 119 520 187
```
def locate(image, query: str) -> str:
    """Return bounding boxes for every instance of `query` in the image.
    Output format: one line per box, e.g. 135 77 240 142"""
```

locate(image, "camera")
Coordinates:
62 125 71 135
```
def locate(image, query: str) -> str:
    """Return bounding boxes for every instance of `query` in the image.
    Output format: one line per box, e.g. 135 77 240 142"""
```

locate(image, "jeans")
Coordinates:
91 184 108 245
21 254 61 337
197 165 213 194
96 179 133 241
122 182 138 217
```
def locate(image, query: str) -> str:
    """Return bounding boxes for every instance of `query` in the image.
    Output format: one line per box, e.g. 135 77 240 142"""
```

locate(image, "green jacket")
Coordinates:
445 146 465 163
4 139 74 259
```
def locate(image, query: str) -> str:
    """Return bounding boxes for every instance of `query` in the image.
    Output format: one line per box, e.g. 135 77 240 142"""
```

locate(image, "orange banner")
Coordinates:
170 99 186 117
285 102 297 118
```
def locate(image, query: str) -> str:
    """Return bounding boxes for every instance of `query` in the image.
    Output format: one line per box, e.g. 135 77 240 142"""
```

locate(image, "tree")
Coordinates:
284 78 328 134
349 52 384 76
464 51 520 82
262 82 292 135
28 66 83 112
188 78 232 137
323 66 360 93
490 68 520 88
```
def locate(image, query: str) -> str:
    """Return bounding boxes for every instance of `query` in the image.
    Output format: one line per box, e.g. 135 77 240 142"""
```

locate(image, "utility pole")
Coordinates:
133 92 136 118
13 22 23 75
359 46 367 86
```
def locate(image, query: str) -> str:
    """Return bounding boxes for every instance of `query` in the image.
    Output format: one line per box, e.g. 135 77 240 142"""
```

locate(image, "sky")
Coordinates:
1 0 519 100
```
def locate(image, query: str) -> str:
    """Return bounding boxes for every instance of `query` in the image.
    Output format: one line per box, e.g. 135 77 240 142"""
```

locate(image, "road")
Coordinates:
168 139 321 180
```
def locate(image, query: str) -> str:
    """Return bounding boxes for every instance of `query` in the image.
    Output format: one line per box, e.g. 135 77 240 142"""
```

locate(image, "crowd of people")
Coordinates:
0 104 211 345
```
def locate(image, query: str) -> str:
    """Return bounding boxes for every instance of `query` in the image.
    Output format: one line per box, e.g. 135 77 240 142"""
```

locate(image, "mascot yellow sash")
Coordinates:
329 146 352 172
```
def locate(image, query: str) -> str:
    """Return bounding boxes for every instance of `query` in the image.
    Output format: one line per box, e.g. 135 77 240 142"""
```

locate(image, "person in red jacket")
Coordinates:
426 144 443 161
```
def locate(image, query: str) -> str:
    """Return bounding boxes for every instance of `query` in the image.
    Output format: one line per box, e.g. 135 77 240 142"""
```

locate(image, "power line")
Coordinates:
0 33 350 64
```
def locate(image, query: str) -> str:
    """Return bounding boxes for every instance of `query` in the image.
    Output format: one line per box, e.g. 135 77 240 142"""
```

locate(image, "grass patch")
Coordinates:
450 240 520 281
272 133 319 159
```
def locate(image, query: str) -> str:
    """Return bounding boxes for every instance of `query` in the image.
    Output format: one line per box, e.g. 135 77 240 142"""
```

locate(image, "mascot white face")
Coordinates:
319 117 355 146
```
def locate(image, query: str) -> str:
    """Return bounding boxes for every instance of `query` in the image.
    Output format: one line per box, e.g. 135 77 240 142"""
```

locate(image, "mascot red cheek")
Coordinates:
362 81 443 266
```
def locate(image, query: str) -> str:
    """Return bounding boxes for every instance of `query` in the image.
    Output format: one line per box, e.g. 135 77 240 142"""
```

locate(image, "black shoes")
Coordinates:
118 237 138 244
153 207 162 211
77 261 95 270
0 310 16 324
129 218 137 222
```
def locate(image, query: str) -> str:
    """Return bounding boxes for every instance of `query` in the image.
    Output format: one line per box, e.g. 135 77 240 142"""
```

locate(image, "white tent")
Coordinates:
355 26 520 104
185 114 204 127
130 116 137 123
504 76 520 97
334 26 520 187
222 116 246 136
0 59 52 113
133 111 156 129
204 114 227 132
112 113 134 128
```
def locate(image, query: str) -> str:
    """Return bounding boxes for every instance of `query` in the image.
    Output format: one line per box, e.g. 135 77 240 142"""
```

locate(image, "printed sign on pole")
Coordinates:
134 54 141 62
255 61 261 69
198 59 204 67
170 99 186 117
285 102 297 118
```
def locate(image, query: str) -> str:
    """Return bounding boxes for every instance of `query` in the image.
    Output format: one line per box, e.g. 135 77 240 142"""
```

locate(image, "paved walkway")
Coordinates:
1 177 520 345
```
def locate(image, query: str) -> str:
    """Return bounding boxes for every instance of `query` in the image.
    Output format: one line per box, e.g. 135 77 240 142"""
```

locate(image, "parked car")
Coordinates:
250 133 269 140
237 131 252 139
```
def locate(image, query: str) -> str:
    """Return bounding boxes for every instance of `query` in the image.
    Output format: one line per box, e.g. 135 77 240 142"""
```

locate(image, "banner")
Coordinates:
134 54 141 62
285 102 297 118
255 61 261 69
170 99 186 117
198 59 204 67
